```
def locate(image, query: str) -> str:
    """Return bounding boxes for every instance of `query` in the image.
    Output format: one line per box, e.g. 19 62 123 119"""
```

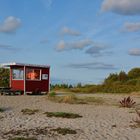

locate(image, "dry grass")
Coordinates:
9 137 37 140
47 94 105 105
51 127 77 135
21 109 39 115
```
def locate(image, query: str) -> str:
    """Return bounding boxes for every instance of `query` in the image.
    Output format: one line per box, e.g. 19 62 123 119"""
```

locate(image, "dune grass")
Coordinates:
0 107 5 112
47 93 105 105
51 127 77 135
44 111 82 118
21 108 39 115
9 137 37 140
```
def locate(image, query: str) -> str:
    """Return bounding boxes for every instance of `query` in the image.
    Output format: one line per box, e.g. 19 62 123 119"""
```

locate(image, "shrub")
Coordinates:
48 92 56 98
21 109 39 115
44 112 82 118
0 107 5 112
51 127 77 135
0 68 10 87
119 96 136 108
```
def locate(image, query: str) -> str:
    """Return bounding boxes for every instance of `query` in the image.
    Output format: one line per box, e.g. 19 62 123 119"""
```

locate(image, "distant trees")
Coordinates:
128 68 140 79
0 68 10 87
118 71 128 82
50 67 140 93
104 73 118 84
50 83 73 90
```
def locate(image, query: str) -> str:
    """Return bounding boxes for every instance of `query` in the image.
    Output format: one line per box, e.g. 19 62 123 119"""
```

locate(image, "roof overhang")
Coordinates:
1 62 50 68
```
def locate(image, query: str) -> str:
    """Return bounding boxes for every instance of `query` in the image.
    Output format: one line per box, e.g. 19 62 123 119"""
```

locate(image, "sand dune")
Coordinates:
0 95 140 140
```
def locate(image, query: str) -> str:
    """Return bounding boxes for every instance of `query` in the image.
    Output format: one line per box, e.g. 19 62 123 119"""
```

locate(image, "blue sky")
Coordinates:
0 0 140 84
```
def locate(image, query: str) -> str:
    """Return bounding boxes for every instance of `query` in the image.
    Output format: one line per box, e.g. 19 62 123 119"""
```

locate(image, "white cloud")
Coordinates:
56 40 65 51
129 48 140 56
61 27 81 36
67 62 116 70
122 22 140 32
0 16 21 33
56 39 92 51
85 44 107 56
101 0 140 15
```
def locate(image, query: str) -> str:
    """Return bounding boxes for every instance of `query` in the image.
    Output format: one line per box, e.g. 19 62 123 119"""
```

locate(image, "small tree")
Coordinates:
77 83 82 88
104 73 118 84
128 68 140 79
0 68 10 87
118 71 128 82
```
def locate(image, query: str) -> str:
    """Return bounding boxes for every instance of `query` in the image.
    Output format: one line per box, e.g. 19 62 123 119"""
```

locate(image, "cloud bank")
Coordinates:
85 44 108 56
129 48 140 56
122 22 140 32
101 0 140 15
56 39 92 51
0 16 21 33
56 39 110 57
67 62 116 70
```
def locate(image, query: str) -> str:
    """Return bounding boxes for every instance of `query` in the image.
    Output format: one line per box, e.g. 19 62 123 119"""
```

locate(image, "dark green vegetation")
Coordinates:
119 96 136 108
48 93 105 105
51 127 77 135
0 68 9 87
9 137 37 140
51 68 140 93
0 107 5 112
6 127 77 139
44 112 82 118
21 109 39 115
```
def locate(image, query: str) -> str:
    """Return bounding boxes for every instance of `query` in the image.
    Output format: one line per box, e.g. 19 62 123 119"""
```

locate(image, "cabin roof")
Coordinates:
1 62 50 68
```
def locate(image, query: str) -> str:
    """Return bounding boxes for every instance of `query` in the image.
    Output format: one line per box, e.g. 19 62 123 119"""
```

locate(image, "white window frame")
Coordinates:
26 68 42 81
12 69 24 80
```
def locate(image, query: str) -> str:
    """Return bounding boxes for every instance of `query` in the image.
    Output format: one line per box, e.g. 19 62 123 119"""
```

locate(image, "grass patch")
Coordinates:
21 109 39 115
51 127 77 135
9 137 37 140
0 108 5 112
44 112 82 118
81 97 105 104
47 94 105 105
48 92 56 98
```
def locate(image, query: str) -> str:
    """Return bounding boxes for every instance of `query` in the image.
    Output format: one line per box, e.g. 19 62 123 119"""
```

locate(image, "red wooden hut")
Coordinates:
2 62 50 95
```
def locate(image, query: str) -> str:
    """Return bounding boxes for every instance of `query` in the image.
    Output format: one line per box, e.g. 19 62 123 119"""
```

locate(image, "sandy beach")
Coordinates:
0 94 140 140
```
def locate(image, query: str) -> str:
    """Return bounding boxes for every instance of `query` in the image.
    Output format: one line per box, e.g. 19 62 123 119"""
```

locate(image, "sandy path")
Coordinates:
0 95 140 140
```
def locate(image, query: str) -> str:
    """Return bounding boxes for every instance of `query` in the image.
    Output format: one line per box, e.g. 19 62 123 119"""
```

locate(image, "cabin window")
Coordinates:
12 69 24 80
26 68 41 80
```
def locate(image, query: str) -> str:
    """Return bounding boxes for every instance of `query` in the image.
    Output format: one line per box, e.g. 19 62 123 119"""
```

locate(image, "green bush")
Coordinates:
48 92 56 97
0 68 9 87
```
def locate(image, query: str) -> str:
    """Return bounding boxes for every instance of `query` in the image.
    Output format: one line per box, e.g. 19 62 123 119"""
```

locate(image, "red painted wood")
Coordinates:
10 65 50 93
10 66 24 91
25 67 50 92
